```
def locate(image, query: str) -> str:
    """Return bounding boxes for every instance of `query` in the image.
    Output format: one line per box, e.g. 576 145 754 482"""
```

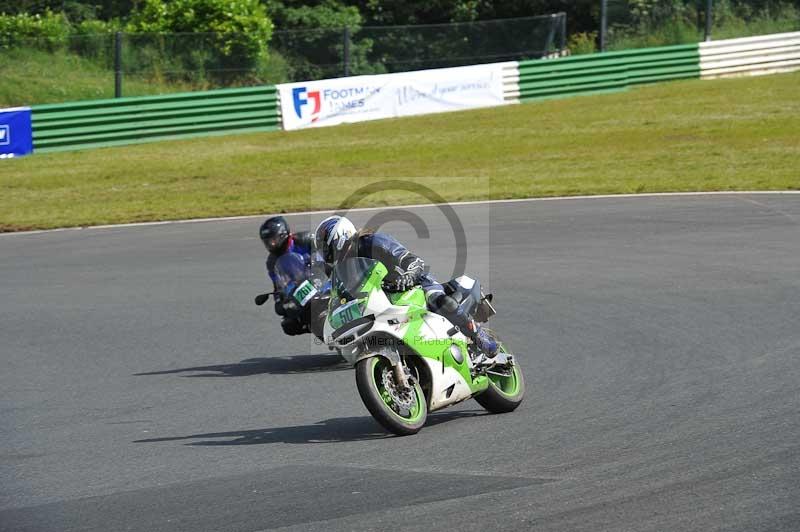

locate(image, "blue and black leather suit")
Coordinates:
267 231 317 335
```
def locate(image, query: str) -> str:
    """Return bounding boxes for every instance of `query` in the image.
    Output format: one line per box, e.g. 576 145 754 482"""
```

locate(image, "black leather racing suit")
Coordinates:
347 231 478 340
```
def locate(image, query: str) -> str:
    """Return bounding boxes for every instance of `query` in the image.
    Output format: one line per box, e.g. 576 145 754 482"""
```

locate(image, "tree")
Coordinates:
126 0 274 84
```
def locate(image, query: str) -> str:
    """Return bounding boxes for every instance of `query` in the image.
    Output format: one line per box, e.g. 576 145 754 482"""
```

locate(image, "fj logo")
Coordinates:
0 125 9 145
292 87 321 122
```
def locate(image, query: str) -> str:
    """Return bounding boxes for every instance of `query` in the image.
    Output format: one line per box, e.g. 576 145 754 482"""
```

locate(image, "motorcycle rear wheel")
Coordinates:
474 363 525 413
355 356 427 436
474 332 525 413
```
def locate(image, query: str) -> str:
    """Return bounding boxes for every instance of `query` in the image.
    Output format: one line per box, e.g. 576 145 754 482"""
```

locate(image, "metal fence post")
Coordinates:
343 26 351 77
114 32 123 98
544 15 557 55
704 0 713 41
600 0 608 52
559 12 567 55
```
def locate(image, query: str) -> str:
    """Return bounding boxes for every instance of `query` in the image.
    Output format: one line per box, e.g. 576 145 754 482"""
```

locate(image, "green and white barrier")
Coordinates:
13 31 798 154
503 43 701 102
699 31 800 79
501 31 800 102
31 86 281 153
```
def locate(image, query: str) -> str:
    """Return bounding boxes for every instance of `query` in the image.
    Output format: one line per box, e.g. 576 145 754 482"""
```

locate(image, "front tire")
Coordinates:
355 356 427 436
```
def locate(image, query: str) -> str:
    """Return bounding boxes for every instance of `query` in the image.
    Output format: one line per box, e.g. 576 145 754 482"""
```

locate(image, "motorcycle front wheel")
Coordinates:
355 356 427 436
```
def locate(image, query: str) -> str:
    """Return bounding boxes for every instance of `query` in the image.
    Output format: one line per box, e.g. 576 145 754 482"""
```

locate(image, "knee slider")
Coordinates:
433 293 459 313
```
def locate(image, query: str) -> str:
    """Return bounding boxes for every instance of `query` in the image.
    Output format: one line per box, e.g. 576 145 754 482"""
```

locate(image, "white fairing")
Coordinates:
326 287 476 411
423 357 474 410
416 313 474 410
453 275 476 290
417 312 457 341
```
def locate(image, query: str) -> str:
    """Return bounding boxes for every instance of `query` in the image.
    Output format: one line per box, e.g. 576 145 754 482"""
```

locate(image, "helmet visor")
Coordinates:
263 234 285 253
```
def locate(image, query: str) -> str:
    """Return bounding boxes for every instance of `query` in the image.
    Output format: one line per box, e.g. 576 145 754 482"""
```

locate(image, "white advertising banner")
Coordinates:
277 63 510 130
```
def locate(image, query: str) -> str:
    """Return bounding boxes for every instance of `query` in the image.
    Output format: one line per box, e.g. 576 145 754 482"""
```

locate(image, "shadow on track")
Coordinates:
134 353 349 377
134 411 486 445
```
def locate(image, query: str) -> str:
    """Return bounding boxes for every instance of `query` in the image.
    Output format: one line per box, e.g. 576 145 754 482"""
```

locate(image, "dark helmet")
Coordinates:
259 216 290 254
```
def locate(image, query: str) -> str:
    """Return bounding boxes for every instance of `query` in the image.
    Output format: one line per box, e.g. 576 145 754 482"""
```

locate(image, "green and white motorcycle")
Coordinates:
324 257 524 435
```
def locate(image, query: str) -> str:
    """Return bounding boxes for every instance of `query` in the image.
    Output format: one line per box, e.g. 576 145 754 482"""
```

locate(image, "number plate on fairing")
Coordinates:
329 299 363 329
293 280 318 306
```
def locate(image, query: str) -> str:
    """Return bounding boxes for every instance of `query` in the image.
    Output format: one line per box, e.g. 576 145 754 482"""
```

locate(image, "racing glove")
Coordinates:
274 297 287 316
384 256 425 292
386 272 417 292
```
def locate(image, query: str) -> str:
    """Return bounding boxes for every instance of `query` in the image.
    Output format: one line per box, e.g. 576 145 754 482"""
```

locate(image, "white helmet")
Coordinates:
315 215 356 264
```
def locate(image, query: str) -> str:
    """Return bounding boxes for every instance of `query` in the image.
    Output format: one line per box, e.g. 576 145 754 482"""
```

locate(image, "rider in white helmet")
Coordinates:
314 215 498 357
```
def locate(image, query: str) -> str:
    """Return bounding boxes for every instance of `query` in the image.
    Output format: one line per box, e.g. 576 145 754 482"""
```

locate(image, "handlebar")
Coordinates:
254 292 278 306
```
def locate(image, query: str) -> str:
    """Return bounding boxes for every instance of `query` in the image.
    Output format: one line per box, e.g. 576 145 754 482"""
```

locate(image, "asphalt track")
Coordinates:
1 193 799 532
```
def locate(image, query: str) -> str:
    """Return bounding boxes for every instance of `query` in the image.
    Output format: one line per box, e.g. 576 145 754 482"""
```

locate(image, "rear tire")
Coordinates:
355 356 427 436
474 363 525 413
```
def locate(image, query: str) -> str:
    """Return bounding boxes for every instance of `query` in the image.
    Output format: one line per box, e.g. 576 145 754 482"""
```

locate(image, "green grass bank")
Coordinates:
0 48 193 107
1 71 798 232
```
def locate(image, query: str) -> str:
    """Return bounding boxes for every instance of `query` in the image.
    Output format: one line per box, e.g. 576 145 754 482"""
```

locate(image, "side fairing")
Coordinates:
403 313 488 403
422 357 474 411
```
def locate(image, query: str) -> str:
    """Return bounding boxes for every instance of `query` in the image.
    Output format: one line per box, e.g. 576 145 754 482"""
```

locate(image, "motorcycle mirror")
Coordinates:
254 293 271 306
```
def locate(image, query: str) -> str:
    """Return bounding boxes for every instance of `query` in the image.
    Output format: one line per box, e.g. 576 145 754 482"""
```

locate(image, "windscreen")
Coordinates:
331 257 378 302
274 253 307 294
328 257 379 329
306 258 329 290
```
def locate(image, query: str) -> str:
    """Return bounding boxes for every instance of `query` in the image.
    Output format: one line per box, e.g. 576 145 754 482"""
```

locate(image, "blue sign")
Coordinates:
0 107 33 159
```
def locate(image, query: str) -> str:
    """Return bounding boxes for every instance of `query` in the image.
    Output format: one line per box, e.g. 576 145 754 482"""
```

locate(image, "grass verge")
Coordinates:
0 48 194 107
1 71 799 231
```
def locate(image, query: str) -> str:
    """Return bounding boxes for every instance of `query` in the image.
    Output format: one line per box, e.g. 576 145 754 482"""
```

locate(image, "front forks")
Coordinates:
392 361 410 389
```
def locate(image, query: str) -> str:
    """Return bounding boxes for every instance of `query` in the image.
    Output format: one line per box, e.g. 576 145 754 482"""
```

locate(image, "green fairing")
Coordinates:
362 261 388 293
402 317 488 395
368 264 487 394
334 259 488 394
388 288 426 309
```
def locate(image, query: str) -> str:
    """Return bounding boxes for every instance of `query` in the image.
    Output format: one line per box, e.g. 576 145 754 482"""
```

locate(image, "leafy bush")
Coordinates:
607 0 799 49
712 2 800 39
127 0 272 56
67 19 123 66
126 0 274 84
73 19 122 35
267 0 369 80
0 11 70 50
254 50 292 84
568 32 598 55
609 20 700 50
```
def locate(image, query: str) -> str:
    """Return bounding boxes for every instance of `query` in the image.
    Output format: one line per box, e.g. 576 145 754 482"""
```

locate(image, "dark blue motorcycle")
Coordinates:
255 252 331 341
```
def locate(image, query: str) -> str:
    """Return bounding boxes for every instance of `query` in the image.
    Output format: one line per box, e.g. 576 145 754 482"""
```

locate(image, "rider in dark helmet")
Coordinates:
314 215 498 357
259 216 317 336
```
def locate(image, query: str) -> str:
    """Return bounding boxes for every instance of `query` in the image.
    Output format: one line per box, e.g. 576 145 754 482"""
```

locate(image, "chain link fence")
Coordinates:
598 0 800 52
272 14 567 82
4 3 798 102
5 14 566 99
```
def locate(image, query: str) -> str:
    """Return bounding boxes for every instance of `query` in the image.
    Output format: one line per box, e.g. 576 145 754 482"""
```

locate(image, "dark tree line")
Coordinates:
5 1 799 34
2 0 797 86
